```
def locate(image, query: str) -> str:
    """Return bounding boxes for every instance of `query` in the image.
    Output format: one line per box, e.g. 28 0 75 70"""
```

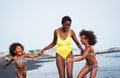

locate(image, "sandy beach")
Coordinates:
0 52 120 78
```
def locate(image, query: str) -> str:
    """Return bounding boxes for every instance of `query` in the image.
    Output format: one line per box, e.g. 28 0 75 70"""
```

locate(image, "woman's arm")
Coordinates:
71 29 84 54
39 29 57 54
3 58 14 69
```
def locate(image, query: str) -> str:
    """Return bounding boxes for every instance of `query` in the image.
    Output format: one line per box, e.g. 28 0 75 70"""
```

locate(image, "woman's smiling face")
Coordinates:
62 21 71 31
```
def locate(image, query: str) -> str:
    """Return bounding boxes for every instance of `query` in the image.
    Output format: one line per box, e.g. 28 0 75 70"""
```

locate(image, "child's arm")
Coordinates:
72 47 91 62
3 58 14 69
25 53 41 58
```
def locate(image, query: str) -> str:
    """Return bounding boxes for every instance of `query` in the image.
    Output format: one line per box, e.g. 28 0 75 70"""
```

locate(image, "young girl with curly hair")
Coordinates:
3 42 41 78
67 29 98 78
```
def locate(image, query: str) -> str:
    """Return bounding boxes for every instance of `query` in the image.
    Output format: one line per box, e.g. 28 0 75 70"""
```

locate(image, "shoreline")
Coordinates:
0 52 120 78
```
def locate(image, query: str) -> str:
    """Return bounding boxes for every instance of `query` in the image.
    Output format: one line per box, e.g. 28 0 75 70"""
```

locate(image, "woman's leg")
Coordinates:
66 52 73 78
90 68 97 78
56 53 65 78
77 65 89 78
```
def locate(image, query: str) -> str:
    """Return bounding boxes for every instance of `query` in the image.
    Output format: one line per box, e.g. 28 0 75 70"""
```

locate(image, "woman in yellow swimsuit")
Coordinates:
39 16 83 78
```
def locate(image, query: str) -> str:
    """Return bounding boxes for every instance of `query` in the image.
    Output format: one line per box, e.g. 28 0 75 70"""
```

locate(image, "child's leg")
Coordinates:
22 71 26 78
77 65 89 78
90 68 97 78
16 70 23 78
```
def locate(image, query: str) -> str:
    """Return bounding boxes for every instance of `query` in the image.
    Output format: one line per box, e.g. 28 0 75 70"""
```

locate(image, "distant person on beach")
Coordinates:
67 29 98 78
3 42 41 78
39 16 83 78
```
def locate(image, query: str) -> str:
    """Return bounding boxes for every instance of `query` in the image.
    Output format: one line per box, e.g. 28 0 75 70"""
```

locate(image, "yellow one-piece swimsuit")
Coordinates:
56 30 72 59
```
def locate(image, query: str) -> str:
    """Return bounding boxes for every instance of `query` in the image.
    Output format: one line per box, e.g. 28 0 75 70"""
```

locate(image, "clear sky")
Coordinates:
0 0 120 52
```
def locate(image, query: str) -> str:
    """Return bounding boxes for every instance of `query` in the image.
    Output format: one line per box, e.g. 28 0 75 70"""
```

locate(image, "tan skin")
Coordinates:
3 46 41 78
67 35 98 78
39 21 83 78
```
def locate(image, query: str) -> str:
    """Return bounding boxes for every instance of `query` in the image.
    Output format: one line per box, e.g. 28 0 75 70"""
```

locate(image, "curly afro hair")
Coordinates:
79 29 97 45
9 43 24 56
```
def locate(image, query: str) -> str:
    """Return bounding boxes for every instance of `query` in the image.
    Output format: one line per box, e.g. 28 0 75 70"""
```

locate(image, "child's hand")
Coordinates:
38 52 42 56
66 58 73 63
39 50 44 55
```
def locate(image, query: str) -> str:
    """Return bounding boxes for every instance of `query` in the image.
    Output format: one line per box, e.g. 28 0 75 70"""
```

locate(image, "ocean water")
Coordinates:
27 52 120 78
0 52 120 78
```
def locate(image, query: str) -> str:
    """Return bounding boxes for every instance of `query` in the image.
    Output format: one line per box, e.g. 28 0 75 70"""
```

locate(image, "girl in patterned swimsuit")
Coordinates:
67 29 98 78
3 42 41 78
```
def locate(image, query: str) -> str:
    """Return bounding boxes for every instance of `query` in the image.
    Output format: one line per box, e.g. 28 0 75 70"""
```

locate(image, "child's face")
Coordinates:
80 35 88 45
14 46 23 55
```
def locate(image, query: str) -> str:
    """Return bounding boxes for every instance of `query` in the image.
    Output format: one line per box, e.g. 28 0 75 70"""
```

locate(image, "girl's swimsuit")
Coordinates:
86 52 98 71
16 68 26 74
15 59 26 74
86 63 98 71
56 29 72 59
15 59 26 65
89 52 96 56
